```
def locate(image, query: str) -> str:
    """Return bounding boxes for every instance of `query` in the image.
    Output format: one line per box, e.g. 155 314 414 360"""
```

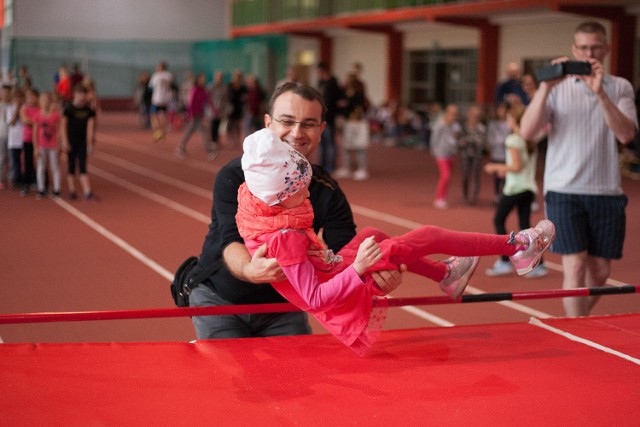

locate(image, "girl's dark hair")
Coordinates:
508 104 536 154
268 82 327 120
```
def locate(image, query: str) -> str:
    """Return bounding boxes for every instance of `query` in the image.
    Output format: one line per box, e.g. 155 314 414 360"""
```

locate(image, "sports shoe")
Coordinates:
439 256 479 299
152 129 164 142
509 219 555 275
352 169 369 181
525 263 549 279
485 259 515 276
433 199 448 209
332 168 351 179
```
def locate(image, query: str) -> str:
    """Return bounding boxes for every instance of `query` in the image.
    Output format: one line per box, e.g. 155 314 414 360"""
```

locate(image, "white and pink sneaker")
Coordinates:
440 256 480 299
509 219 555 275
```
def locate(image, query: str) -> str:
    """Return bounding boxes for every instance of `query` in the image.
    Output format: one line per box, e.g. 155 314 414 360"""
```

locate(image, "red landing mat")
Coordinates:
1 314 639 426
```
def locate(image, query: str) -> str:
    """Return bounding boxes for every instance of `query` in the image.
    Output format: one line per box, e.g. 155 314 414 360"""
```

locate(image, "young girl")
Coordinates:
237 129 554 354
176 73 217 159
32 92 62 198
19 88 39 196
458 104 487 206
7 89 24 189
484 105 548 278
334 72 370 181
486 102 510 203
430 104 460 209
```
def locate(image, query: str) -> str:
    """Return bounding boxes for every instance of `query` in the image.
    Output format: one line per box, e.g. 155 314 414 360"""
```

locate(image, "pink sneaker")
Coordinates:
509 219 555 275
439 256 479 299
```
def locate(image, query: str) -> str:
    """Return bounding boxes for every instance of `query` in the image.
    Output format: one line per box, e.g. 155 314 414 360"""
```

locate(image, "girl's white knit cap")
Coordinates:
242 128 312 206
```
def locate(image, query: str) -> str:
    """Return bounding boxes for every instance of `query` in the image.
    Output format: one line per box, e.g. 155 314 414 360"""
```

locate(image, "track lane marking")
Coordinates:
530 317 640 365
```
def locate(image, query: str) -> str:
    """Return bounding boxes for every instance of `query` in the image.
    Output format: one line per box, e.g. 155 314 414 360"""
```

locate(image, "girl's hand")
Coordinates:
353 236 382 276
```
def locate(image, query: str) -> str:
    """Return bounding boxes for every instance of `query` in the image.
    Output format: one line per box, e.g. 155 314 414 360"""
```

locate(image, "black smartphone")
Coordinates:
535 61 592 81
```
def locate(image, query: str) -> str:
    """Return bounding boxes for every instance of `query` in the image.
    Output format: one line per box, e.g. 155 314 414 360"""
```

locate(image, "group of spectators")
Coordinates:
0 64 99 200
135 63 267 159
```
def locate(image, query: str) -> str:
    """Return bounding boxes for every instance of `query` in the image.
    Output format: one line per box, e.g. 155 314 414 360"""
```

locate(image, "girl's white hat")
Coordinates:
242 128 312 206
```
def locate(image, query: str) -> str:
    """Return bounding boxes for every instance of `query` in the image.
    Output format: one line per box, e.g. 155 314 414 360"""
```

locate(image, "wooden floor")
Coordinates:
1 112 638 343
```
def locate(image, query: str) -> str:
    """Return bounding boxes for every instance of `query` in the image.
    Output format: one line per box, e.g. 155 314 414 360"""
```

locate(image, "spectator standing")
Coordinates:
430 104 460 209
0 85 12 189
458 104 486 205
17 66 32 91
33 92 62 198
61 84 96 200
520 21 638 317
7 88 24 189
70 64 84 88
135 71 152 129
177 73 217 159
243 74 265 136
225 69 247 148
484 104 547 278
495 62 527 106
149 61 174 143
55 65 73 106
19 88 39 196
335 73 370 180
207 71 228 147
316 61 342 173
486 102 510 203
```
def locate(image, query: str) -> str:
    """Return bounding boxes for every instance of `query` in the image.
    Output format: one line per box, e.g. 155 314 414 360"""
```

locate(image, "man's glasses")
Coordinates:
272 117 322 131
574 44 605 53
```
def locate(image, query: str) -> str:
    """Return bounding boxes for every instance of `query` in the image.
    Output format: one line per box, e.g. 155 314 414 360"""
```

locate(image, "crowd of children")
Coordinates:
0 65 98 201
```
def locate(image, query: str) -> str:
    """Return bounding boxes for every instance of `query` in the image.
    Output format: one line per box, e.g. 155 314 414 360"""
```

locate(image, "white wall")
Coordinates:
13 0 228 41
331 31 387 105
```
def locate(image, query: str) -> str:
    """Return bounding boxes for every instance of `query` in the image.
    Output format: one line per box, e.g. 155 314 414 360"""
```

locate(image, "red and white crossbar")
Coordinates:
1 285 638 324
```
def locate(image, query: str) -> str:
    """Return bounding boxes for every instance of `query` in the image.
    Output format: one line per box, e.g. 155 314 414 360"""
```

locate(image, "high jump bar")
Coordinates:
0 285 637 324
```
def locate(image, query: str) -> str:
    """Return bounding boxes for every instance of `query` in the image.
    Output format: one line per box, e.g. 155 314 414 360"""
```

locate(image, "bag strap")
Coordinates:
183 258 223 295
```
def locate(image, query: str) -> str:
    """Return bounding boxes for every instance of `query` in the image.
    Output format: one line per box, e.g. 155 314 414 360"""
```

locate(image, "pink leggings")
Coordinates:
338 226 518 281
435 157 455 201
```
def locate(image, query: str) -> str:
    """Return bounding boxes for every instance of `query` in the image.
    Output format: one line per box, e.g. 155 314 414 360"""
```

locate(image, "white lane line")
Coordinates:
464 285 553 318
400 305 455 327
91 166 210 224
529 317 640 365
94 151 213 199
52 197 174 281
97 132 223 173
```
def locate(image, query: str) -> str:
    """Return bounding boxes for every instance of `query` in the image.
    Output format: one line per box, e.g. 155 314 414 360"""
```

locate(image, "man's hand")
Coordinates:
370 264 406 295
244 244 286 283
224 242 285 284
577 58 604 96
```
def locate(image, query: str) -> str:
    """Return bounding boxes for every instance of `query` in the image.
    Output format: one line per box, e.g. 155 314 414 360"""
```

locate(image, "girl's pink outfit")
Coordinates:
22 104 39 142
236 184 518 354
34 111 61 148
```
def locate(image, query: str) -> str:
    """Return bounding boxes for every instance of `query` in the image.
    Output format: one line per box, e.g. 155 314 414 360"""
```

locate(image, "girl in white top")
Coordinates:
483 104 547 278
7 89 24 188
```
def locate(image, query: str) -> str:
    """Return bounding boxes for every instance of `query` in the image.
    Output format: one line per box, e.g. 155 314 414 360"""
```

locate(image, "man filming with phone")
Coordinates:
521 21 637 318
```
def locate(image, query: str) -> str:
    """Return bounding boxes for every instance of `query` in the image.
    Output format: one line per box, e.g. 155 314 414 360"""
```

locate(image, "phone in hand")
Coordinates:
535 61 592 82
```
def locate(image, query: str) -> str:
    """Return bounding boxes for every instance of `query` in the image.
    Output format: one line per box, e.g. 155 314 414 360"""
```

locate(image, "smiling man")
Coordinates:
521 22 638 317
188 82 404 339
